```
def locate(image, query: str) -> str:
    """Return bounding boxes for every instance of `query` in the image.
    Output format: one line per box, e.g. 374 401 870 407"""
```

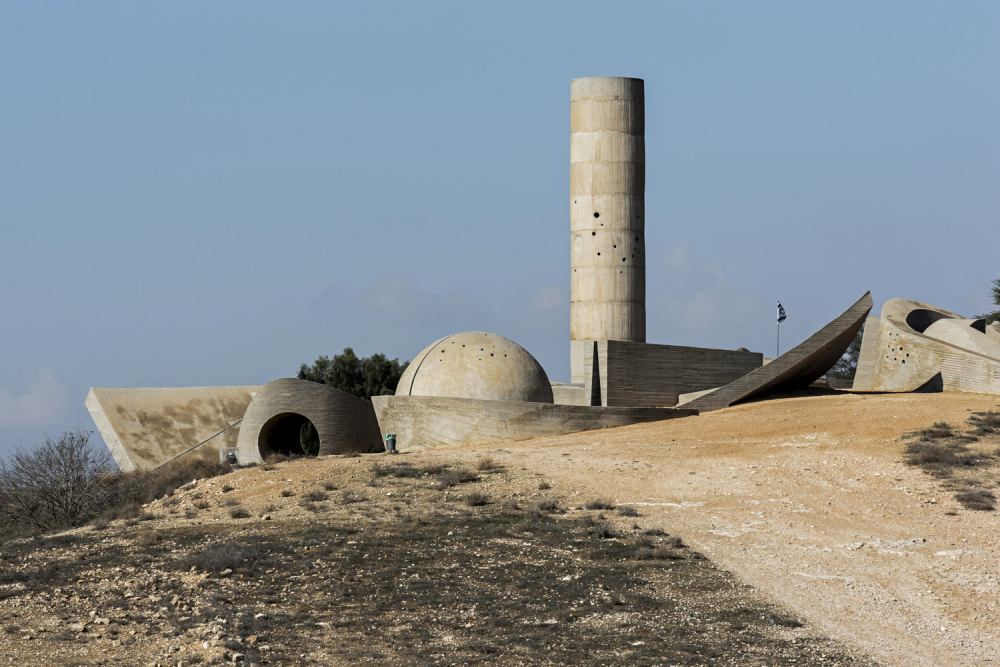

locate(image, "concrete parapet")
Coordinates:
236 378 383 463
86 386 261 471
371 395 696 451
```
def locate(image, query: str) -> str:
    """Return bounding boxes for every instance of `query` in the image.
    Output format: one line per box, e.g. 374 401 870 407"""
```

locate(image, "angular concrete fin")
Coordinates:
852 316 882 391
684 292 873 412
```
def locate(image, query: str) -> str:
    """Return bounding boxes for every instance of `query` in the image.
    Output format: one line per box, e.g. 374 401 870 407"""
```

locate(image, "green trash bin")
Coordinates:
384 434 396 453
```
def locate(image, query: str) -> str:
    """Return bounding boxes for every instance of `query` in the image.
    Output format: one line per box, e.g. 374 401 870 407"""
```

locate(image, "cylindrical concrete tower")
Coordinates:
570 77 645 383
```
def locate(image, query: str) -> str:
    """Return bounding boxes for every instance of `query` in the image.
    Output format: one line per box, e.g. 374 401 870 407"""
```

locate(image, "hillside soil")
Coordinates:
1 391 998 665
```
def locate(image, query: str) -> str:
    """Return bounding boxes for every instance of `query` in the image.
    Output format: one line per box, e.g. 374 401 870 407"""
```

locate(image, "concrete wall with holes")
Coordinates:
570 77 646 383
854 298 1000 395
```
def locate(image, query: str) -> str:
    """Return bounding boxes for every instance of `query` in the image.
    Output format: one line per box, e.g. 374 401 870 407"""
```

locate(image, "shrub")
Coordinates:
465 491 489 507
437 469 478 488
281 490 294 498
475 457 500 471
533 498 559 513
221 485 234 493
0 428 116 533
585 498 615 510
303 490 329 502
136 530 163 547
229 507 251 519
955 489 996 511
538 480 551 490
322 482 338 491
193 500 210 510
617 506 640 517
175 540 267 576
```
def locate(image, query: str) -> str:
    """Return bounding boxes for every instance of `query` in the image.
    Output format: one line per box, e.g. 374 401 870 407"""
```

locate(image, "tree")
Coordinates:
298 348 409 401
0 428 116 531
977 279 1000 325
827 326 864 380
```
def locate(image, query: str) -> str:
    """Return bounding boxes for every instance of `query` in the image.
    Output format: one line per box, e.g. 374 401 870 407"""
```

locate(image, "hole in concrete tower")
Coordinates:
594 212 600 218
257 413 319 459
592 232 596 236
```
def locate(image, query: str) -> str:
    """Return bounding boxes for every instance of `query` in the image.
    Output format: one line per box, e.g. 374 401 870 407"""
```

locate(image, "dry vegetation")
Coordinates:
0 453 878 666
903 411 1000 512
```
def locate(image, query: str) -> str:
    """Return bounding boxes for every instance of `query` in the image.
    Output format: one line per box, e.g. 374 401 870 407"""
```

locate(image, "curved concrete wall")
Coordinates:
372 395 695 451
570 77 645 382
853 298 1000 395
237 379 383 463
682 292 873 412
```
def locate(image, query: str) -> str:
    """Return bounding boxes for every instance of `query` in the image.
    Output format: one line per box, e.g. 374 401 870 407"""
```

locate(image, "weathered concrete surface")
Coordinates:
851 316 883 391
854 298 1000 395
396 332 553 403
682 292 873 412
580 340 763 408
371 395 696 451
237 378 383 463
570 77 646 383
550 382 588 406
989 322 1000 345
86 386 261 471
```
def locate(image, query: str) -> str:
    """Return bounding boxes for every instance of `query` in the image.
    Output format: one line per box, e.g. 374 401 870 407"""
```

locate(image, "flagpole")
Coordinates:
776 321 780 358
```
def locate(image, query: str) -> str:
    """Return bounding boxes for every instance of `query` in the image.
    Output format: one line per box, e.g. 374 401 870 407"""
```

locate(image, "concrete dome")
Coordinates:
396 332 554 403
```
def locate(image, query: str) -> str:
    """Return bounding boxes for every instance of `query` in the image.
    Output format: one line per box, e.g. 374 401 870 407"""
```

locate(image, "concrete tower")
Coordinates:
570 77 646 384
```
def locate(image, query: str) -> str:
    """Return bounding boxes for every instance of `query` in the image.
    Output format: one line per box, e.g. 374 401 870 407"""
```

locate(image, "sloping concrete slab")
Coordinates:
371 395 696 451
86 386 261 471
681 292 873 412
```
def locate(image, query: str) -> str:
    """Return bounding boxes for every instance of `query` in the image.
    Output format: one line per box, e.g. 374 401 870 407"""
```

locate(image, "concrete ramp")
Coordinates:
681 292 873 412
86 386 261 471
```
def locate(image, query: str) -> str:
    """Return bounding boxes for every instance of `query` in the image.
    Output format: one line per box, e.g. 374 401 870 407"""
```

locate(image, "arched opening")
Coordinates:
257 412 320 458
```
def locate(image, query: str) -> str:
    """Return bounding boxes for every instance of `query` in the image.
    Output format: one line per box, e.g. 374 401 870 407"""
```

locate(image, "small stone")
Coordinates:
69 622 87 632
262 514 271 521
253 613 267 620
232 653 244 663
221 569 233 577
246 635 258 645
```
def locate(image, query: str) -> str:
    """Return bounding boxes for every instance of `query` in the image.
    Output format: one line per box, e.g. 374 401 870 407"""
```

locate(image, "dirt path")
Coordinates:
479 392 1000 667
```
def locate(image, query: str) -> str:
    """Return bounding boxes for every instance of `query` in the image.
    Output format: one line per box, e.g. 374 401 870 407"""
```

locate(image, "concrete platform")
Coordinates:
371 395 697 451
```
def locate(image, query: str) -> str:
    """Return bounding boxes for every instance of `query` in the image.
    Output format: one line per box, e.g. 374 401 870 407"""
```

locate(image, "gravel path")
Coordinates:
495 392 1000 667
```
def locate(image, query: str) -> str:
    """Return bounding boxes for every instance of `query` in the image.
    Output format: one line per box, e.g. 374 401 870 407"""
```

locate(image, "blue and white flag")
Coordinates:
777 302 787 324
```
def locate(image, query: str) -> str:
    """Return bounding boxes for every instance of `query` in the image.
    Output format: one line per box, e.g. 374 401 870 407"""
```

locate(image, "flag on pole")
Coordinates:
777 302 786 324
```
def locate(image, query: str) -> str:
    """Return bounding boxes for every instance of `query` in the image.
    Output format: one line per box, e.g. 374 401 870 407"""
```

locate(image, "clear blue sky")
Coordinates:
1 2 997 455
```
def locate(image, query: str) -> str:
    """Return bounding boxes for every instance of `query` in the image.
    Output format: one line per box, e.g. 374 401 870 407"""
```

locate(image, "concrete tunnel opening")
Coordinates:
257 412 320 458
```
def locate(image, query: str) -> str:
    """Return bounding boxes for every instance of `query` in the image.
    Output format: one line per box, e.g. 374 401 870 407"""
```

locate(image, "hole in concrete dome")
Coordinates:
622 258 626 262
491 353 494 356
594 212 600 218
592 232 596 236
258 413 319 459
597 253 601 256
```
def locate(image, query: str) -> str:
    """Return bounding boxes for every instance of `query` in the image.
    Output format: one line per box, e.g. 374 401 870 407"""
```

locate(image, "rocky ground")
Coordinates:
1 390 998 666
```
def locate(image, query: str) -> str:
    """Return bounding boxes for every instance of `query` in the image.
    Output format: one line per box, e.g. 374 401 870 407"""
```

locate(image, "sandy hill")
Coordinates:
1 391 998 666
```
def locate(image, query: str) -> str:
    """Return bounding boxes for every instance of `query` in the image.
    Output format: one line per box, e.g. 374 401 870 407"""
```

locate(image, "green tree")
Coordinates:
977 279 1000 325
827 326 864 380
298 348 409 401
